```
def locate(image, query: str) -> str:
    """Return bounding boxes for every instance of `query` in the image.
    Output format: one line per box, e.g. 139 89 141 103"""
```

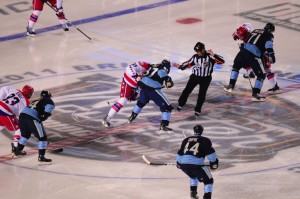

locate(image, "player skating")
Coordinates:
14 91 55 165
127 60 175 131
230 23 281 95
26 0 69 36
176 125 219 199
101 61 150 127
224 23 277 101
0 85 34 157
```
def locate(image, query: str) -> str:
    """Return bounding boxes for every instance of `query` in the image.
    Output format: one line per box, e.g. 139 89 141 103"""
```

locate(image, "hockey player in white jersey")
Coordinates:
101 61 150 127
0 85 34 156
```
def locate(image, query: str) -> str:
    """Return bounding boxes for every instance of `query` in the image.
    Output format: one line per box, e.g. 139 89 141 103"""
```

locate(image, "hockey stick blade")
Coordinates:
142 154 176 166
48 148 64 153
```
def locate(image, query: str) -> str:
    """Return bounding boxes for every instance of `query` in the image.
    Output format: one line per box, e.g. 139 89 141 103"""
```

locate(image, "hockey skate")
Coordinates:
38 155 52 165
177 106 182 111
159 120 173 132
252 93 266 102
243 71 255 79
101 116 110 127
62 23 69 31
194 112 201 117
203 192 212 199
224 84 234 93
268 84 282 95
11 144 26 158
128 112 138 123
26 26 36 36
190 191 199 199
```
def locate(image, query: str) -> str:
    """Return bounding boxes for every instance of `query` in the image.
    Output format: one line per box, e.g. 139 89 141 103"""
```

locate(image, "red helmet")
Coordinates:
236 26 250 39
137 61 149 70
22 85 34 99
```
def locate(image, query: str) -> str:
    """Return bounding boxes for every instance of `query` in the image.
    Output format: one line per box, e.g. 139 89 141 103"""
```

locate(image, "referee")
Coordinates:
176 42 224 117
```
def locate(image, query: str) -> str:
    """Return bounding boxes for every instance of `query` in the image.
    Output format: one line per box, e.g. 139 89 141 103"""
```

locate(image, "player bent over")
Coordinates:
26 0 69 36
176 125 219 199
0 85 34 157
101 61 150 127
232 23 281 94
128 60 175 131
14 91 55 165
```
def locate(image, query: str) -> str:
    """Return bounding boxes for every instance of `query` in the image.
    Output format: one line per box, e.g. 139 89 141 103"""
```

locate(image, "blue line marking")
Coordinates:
0 0 187 42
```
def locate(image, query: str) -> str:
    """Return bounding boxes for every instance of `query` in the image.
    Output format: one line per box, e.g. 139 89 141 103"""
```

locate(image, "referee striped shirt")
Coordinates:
181 53 216 77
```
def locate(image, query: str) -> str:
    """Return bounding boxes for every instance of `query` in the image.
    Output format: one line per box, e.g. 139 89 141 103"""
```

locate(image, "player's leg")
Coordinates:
224 51 245 92
14 114 32 157
0 116 23 156
128 88 149 123
177 74 198 111
102 81 133 127
50 0 69 31
266 69 281 94
27 0 44 36
152 89 173 131
195 76 212 116
251 58 267 101
196 167 214 199
180 167 199 199
31 121 51 165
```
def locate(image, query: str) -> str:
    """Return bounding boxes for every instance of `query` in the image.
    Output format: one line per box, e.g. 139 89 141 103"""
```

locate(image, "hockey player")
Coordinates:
26 0 69 36
224 22 277 101
127 60 175 131
176 42 225 117
176 125 218 199
101 61 150 127
14 91 55 165
0 85 34 156
232 23 281 94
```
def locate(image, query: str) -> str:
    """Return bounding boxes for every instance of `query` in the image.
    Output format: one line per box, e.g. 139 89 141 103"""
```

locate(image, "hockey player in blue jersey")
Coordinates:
224 22 276 102
127 59 174 131
176 125 219 199
13 90 55 165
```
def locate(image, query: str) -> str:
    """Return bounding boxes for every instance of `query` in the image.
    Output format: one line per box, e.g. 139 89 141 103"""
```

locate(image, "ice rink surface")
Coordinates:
1 0 300 198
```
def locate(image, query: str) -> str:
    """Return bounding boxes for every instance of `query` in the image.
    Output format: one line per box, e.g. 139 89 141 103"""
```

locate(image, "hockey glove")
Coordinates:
213 54 225 65
129 88 140 101
165 77 174 88
40 0 48 3
40 112 52 121
210 158 219 170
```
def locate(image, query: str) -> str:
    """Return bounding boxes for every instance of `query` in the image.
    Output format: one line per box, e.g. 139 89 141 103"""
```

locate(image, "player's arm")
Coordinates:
207 49 225 64
178 56 196 70
265 38 275 64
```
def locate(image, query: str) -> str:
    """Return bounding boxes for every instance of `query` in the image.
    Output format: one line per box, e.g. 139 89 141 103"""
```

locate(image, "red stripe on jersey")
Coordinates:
123 73 137 87
0 101 13 115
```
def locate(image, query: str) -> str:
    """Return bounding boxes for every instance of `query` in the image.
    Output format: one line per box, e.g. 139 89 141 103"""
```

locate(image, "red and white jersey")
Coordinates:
123 61 150 88
0 86 30 117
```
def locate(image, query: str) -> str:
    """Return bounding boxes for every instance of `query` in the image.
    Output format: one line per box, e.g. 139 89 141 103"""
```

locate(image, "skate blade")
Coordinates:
38 162 52 166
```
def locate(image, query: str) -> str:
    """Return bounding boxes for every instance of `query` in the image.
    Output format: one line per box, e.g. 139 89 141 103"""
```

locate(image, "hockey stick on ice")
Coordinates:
45 2 92 40
142 154 210 166
142 154 176 166
47 141 64 153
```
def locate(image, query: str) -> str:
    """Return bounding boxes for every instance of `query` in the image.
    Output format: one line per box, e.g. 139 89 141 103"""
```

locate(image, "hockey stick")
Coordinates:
142 154 210 166
45 2 92 40
246 70 254 91
47 141 64 153
142 154 176 166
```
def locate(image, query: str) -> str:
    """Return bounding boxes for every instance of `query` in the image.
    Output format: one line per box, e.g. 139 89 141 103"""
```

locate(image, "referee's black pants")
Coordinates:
178 74 212 113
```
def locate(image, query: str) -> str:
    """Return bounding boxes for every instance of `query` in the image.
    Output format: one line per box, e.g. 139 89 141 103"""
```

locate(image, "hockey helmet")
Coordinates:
194 42 205 52
160 59 171 73
137 61 150 70
193 124 204 135
264 23 275 33
41 90 52 98
22 85 34 99
236 26 249 39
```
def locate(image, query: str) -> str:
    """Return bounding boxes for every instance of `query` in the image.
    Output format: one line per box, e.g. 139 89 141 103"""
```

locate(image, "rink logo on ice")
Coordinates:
235 3 300 31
